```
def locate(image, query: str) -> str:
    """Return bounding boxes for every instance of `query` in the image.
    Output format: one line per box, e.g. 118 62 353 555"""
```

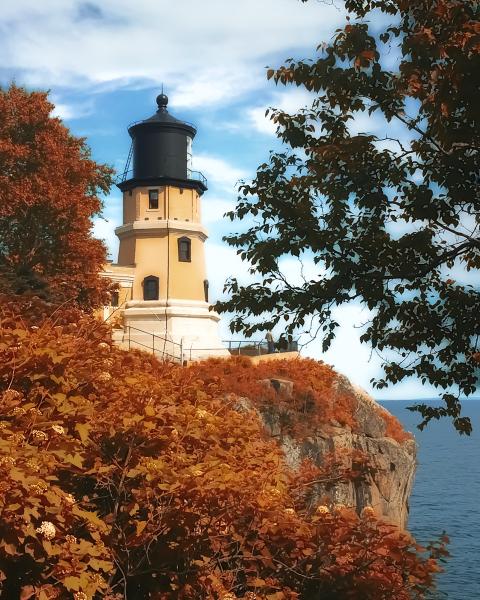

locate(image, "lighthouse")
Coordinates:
103 93 228 361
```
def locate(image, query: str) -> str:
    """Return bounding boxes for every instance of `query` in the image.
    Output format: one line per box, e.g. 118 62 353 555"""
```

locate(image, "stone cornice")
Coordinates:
115 220 208 241
101 264 136 286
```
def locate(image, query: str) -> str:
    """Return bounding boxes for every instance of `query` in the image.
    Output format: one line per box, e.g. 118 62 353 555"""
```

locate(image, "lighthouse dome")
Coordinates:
125 93 205 191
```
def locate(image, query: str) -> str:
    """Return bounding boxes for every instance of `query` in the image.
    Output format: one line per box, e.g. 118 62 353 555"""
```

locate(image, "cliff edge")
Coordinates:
198 357 416 530
257 373 416 529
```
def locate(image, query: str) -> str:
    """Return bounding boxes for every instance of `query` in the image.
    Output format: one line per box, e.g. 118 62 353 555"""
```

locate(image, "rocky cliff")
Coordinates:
236 367 416 529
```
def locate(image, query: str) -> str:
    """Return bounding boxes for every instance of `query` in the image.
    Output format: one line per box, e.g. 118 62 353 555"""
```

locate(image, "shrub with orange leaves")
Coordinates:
0 297 446 599
189 356 410 444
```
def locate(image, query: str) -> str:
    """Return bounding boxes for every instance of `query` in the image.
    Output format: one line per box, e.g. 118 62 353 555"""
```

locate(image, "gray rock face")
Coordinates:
250 373 416 529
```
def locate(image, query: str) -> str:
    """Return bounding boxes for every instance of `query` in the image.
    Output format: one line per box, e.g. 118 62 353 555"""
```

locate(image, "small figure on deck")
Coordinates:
266 331 275 354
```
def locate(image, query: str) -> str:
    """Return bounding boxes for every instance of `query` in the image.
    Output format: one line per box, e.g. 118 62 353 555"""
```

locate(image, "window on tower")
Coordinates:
148 189 159 209
143 275 159 301
203 279 209 303
178 237 191 262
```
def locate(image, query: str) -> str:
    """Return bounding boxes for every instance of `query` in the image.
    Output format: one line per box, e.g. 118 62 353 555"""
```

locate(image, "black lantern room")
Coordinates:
117 94 207 195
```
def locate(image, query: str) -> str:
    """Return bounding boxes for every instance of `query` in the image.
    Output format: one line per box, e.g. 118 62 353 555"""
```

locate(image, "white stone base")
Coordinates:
119 298 229 362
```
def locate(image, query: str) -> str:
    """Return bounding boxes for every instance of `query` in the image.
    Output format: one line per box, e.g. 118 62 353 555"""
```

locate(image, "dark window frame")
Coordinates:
143 275 159 301
148 189 159 210
178 236 191 262
203 279 209 303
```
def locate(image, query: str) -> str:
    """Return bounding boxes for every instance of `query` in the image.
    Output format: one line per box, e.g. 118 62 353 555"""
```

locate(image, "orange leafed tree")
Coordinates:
0 85 115 310
0 298 446 599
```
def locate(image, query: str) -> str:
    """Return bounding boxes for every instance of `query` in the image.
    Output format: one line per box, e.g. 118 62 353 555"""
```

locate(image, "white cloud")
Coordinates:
277 254 324 286
170 69 262 109
201 196 236 224
247 87 317 135
347 110 386 136
299 303 381 391
50 98 94 120
194 154 247 192
299 303 441 399
92 216 120 261
1 0 346 106
93 193 123 260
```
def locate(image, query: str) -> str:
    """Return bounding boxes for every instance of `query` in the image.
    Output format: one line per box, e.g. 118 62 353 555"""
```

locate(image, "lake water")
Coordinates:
380 400 480 599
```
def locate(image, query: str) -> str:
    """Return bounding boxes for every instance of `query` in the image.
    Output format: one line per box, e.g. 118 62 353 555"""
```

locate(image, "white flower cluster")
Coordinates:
36 521 56 540
26 458 40 472
316 505 330 514
31 430 48 442
65 534 77 544
0 456 15 467
30 481 48 494
51 424 65 435
97 371 112 383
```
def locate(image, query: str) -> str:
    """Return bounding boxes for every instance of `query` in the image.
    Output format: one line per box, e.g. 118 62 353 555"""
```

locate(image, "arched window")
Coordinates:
178 236 191 262
143 275 159 301
203 279 209 303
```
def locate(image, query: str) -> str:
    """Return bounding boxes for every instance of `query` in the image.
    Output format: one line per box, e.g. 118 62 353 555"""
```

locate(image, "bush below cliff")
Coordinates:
0 297 446 599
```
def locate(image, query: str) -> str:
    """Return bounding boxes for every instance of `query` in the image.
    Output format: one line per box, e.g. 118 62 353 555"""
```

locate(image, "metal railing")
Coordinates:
223 340 299 357
116 168 207 187
121 143 133 182
186 170 207 186
127 118 197 131
223 340 266 356
126 326 183 363
116 169 132 184
124 327 299 364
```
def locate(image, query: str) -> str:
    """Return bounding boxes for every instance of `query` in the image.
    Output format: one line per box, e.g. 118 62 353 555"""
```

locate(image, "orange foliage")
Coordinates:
190 357 411 444
0 85 115 310
0 297 444 599
381 408 414 444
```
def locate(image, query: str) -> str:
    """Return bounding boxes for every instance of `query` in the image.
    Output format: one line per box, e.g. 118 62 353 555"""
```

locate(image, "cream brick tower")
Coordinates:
107 93 228 361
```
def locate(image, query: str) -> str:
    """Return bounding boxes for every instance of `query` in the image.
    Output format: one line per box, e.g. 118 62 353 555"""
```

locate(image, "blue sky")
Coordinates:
1 0 449 399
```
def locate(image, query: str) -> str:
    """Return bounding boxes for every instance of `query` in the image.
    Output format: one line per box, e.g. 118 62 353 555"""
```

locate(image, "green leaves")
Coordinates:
217 0 480 433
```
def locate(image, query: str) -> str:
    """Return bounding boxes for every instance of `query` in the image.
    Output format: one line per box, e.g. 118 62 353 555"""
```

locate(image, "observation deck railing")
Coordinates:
116 168 207 187
123 326 298 364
